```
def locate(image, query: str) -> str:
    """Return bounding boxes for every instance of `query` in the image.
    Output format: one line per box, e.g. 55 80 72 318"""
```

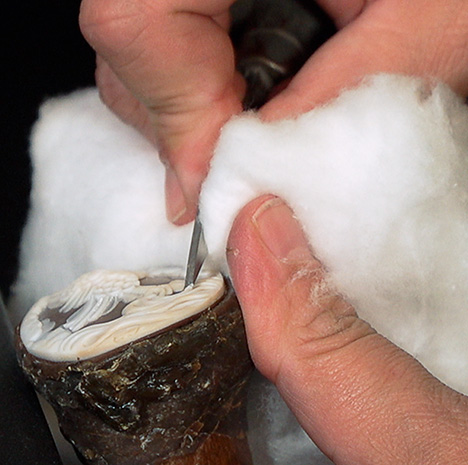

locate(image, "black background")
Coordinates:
0 1 95 297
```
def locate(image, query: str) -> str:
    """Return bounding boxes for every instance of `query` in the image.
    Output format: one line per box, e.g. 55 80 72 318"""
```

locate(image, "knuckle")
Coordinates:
297 304 372 358
79 0 122 47
285 265 375 359
79 0 157 51
79 0 113 35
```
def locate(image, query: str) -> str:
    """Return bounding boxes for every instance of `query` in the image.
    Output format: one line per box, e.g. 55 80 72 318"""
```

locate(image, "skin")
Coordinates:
227 195 468 464
79 1 468 462
79 0 468 223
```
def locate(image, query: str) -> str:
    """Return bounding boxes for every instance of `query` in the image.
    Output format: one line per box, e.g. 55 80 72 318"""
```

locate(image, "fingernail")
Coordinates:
253 197 311 262
165 168 187 224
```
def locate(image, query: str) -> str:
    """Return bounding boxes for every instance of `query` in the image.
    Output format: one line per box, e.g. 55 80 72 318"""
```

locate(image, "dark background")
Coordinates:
0 1 95 298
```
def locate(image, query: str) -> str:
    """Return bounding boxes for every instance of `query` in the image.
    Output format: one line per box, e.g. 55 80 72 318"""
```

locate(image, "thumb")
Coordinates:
227 195 468 464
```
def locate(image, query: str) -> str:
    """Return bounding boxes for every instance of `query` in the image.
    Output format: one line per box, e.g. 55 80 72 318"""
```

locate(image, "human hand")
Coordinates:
79 0 244 224
259 0 468 121
79 0 468 225
227 195 468 464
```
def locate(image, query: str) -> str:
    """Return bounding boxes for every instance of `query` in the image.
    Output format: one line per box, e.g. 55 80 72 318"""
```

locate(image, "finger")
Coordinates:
227 195 468 464
95 56 157 145
261 0 468 121
80 0 244 223
94 56 197 224
315 0 367 28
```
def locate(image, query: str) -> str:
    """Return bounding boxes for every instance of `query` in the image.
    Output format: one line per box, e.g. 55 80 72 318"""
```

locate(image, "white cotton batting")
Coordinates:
200 74 468 396
9 74 468 464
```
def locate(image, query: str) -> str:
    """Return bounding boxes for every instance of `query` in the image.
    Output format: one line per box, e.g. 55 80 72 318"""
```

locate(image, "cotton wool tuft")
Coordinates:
200 74 468 395
9 74 468 464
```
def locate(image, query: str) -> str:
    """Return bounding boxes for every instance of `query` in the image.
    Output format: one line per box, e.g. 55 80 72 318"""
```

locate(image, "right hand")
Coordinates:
79 0 244 224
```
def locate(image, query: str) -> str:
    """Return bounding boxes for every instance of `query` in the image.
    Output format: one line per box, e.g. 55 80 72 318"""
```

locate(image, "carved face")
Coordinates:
20 268 225 362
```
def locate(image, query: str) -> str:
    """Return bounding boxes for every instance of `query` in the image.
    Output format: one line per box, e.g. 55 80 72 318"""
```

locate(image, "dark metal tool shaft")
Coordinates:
184 213 208 289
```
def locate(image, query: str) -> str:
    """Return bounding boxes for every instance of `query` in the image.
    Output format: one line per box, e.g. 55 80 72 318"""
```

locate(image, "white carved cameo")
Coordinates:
20 268 225 361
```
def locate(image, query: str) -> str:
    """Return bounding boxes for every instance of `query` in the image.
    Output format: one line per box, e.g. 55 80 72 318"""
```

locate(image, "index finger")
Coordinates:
260 0 468 121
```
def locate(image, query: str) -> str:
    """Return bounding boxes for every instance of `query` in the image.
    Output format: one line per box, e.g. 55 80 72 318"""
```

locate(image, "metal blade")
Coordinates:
184 212 208 289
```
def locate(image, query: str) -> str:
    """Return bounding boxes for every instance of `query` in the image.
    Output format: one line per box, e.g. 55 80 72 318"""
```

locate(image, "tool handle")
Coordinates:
231 0 335 110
